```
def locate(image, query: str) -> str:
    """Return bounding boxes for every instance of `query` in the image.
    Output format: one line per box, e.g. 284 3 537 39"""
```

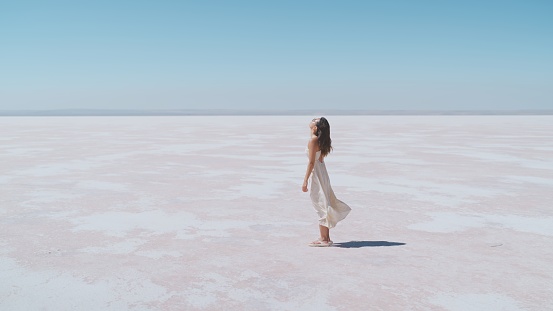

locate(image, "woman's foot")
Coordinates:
308 239 333 247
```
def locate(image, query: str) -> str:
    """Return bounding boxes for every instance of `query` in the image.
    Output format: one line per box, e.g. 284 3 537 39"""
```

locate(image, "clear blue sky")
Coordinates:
1 0 552 111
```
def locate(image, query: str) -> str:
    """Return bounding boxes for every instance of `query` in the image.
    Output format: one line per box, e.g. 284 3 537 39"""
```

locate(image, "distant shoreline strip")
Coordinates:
1 109 552 116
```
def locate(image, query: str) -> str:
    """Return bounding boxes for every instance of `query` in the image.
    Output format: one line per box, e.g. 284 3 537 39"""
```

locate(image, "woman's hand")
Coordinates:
302 181 308 192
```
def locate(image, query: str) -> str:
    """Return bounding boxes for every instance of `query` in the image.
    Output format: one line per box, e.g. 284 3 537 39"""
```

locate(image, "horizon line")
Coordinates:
1 109 552 116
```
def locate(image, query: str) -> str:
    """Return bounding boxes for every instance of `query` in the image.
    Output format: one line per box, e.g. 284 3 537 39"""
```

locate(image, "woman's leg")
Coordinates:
319 225 330 242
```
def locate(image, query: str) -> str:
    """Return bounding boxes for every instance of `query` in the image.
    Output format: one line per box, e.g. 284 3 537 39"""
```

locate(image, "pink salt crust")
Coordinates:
1 116 552 310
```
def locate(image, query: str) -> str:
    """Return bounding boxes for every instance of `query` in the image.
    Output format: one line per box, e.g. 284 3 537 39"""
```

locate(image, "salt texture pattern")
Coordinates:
1 116 552 310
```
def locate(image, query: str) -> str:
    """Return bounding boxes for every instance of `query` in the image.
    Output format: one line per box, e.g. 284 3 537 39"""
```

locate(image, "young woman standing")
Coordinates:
302 117 351 247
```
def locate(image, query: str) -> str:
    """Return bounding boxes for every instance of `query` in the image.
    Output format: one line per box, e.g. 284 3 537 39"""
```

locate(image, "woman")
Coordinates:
302 117 351 247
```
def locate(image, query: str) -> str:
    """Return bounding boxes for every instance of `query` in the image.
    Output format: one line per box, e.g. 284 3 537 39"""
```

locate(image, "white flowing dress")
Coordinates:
307 149 351 228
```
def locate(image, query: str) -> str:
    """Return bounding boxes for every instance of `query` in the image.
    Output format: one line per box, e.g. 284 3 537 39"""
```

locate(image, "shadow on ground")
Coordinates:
333 241 406 248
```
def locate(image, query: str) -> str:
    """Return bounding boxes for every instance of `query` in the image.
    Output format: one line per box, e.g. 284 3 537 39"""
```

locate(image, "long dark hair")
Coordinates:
315 117 332 157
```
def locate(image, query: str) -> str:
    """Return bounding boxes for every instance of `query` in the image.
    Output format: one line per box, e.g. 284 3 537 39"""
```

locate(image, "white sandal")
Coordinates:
308 239 333 247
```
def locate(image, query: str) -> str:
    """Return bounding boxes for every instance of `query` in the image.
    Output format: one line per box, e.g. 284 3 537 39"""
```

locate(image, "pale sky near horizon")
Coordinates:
1 1 552 111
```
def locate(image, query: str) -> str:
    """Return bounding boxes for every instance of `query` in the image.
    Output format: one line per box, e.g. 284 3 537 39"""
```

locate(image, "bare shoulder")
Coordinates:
308 136 319 150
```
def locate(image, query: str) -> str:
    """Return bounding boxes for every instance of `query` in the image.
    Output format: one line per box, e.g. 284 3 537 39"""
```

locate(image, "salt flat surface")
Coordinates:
1 116 552 310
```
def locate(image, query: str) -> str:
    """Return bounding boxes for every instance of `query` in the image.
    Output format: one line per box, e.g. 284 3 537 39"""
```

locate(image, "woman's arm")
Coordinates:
302 137 318 192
